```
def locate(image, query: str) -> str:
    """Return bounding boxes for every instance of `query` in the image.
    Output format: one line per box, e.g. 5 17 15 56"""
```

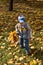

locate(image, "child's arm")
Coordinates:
27 24 32 39
15 24 20 35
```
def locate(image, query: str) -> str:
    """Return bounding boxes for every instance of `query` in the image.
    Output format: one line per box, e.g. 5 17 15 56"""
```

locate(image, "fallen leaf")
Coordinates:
19 57 24 61
24 63 28 65
15 55 19 60
31 46 35 49
41 47 43 51
30 60 37 65
1 46 5 49
7 59 14 64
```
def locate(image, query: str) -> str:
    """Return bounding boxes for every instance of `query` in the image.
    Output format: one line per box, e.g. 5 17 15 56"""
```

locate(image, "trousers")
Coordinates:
19 37 30 54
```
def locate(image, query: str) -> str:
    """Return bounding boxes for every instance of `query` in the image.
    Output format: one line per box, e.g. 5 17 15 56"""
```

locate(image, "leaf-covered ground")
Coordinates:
0 2 43 65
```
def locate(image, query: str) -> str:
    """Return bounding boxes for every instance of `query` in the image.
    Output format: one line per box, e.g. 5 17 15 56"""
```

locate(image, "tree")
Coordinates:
9 0 13 11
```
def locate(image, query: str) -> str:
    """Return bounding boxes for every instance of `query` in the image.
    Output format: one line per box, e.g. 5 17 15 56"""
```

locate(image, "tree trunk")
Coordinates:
9 0 13 11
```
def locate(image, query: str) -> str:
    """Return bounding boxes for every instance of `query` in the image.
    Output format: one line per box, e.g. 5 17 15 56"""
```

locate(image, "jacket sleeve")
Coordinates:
27 24 32 38
15 24 20 34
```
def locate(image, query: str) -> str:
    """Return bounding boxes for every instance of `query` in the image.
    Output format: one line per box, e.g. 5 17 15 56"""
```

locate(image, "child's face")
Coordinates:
20 22 25 24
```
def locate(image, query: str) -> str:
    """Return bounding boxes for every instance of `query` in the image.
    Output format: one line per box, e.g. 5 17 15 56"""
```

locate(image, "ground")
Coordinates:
0 1 43 65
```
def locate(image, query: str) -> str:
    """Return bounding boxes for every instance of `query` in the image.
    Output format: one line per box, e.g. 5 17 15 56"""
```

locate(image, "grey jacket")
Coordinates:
15 22 32 39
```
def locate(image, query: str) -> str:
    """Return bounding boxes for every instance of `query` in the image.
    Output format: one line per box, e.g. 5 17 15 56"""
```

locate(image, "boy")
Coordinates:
15 15 32 55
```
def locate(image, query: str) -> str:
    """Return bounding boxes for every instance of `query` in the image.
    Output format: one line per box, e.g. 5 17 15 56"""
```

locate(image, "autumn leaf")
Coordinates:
29 60 37 65
8 30 18 43
7 59 14 64
1 46 5 49
19 57 24 61
14 55 19 61
31 46 35 49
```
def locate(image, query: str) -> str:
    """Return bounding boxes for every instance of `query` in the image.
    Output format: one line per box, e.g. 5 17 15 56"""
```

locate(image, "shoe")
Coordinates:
28 52 31 55
20 46 25 48
26 51 31 55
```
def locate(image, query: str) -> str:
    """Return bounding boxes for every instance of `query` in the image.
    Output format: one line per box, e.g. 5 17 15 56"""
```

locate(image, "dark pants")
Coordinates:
19 37 30 54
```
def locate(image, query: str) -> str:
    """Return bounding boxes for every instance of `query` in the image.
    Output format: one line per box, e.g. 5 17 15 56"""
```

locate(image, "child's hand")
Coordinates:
16 33 20 36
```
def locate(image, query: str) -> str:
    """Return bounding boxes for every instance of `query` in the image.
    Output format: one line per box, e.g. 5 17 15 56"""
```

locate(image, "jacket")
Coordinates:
15 22 32 39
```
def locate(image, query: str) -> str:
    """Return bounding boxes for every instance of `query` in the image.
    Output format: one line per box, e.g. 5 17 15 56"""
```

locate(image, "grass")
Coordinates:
0 1 43 65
